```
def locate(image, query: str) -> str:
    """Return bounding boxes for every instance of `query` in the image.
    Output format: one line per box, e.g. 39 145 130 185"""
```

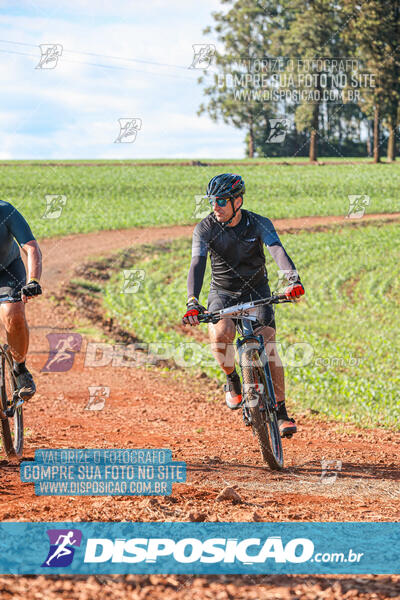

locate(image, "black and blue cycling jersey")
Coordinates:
0 201 36 296
0 200 35 270
187 209 300 298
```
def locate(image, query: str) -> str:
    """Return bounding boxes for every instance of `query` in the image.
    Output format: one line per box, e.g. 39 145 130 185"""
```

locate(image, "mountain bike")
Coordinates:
0 292 24 458
198 293 291 471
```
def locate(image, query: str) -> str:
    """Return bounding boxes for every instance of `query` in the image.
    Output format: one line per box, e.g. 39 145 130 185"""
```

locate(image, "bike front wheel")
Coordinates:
241 346 283 470
0 346 23 458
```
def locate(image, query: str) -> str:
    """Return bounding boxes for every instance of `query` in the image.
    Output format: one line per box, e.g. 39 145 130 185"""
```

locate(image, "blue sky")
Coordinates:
0 0 244 159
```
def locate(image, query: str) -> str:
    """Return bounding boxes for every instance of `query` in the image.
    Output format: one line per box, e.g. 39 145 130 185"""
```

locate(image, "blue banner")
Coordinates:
20 449 186 496
0 522 398 574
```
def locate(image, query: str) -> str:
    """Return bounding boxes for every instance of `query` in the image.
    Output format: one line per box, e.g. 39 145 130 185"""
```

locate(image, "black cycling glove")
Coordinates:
21 279 42 298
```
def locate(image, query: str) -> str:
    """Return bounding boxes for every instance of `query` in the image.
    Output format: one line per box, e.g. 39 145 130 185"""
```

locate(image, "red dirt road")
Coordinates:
0 213 399 599
40 211 400 288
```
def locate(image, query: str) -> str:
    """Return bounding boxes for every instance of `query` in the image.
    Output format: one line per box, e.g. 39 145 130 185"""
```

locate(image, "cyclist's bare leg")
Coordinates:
209 319 242 408
258 325 285 404
0 301 36 398
0 301 29 363
208 319 236 375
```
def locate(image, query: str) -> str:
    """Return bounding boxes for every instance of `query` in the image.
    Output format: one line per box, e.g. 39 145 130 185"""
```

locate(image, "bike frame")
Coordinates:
199 293 291 416
236 323 278 414
0 345 23 418
197 293 294 469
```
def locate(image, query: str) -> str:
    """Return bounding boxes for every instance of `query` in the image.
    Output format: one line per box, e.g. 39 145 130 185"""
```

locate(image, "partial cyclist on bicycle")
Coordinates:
0 200 42 399
182 173 304 438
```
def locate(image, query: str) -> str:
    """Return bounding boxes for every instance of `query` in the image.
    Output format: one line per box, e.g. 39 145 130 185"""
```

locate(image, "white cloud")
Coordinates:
0 1 243 159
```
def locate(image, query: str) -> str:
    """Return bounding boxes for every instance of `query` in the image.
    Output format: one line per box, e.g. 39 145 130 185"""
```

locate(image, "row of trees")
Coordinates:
198 0 400 162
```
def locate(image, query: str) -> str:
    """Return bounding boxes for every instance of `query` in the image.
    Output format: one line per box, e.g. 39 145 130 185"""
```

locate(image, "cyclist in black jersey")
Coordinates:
182 173 304 438
0 201 42 399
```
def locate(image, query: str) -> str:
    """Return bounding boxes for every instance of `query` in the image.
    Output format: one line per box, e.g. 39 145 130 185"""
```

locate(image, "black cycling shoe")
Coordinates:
13 368 36 400
277 402 297 438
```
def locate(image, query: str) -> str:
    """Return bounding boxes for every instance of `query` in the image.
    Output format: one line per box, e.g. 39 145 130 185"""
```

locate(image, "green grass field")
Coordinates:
1 161 398 238
90 222 400 430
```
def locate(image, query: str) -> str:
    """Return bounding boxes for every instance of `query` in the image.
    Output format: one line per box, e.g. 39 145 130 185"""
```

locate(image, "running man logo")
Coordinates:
274 269 300 292
42 195 67 219
122 269 146 293
320 459 342 484
193 195 211 220
346 195 370 219
243 382 264 408
266 119 291 143
114 118 142 143
189 44 216 69
41 333 83 373
42 529 82 568
36 44 63 69
85 385 110 411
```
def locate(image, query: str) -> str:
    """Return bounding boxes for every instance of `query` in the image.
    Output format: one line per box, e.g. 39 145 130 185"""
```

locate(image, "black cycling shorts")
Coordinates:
0 257 26 299
207 279 276 331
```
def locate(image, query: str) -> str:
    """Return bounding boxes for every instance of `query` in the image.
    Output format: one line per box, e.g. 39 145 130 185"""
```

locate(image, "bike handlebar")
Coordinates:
197 293 292 324
0 291 22 304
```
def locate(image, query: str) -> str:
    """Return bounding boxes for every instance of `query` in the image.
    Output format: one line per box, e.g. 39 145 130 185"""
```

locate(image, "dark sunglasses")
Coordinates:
205 195 230 208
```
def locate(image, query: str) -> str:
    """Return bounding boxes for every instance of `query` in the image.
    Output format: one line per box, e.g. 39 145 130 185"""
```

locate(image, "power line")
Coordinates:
0 47 200 81
0 38 192 71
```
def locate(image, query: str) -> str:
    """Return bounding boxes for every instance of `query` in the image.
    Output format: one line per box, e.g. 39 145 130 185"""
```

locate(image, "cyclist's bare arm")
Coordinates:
21 240 42 283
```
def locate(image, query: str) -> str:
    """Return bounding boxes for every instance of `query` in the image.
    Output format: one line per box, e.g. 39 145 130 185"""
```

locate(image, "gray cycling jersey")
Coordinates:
0 200 35 269
188 209 299 296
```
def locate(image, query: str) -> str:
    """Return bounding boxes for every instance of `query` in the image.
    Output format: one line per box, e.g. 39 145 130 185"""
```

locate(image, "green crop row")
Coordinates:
1 162 398 238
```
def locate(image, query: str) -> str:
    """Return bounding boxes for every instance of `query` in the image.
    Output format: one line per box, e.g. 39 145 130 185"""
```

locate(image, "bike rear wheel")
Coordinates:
0 346 23 458
241 345 283 470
